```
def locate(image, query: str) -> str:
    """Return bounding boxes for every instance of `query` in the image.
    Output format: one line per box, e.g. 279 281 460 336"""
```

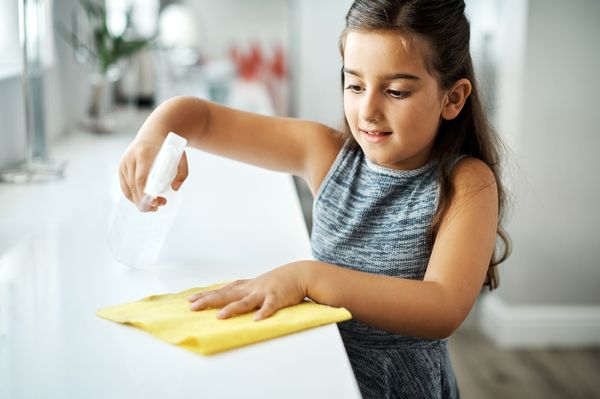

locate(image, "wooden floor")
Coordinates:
293 178 600 399
449 325 600 399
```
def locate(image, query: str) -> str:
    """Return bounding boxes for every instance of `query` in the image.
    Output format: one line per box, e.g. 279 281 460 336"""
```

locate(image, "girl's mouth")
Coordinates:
360 129 392 143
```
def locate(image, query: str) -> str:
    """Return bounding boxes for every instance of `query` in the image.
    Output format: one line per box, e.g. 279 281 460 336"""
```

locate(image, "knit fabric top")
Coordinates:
310 140 459 399
311 141 438 280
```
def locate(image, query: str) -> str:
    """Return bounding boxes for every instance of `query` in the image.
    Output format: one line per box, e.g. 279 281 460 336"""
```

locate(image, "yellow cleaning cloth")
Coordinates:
96 284 352 355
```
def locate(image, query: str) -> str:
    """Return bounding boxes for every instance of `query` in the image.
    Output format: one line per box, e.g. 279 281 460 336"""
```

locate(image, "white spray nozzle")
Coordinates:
144 132 187 198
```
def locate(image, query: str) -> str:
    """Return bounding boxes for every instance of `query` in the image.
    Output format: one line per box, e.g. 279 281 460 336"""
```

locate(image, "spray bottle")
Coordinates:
108 132 187 268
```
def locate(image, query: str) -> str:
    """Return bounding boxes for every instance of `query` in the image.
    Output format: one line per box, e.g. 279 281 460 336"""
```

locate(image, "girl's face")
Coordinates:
343 30 446 170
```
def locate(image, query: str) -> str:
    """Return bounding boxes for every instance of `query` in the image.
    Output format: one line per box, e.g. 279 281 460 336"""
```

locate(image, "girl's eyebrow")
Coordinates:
343 67 421 81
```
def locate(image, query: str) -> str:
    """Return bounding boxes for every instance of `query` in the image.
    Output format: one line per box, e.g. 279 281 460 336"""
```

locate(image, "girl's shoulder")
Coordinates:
448 158 498 214
452 157 496 190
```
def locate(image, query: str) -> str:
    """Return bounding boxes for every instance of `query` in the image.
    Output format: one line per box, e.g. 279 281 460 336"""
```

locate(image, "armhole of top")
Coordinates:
312 139 352 207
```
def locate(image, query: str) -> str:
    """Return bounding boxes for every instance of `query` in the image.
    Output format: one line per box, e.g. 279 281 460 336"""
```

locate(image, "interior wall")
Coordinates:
183 0 288 60
289 0 352 126
499 0 600 306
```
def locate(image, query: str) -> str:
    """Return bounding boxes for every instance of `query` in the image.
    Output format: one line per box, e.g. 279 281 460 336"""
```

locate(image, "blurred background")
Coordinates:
0 0 599 397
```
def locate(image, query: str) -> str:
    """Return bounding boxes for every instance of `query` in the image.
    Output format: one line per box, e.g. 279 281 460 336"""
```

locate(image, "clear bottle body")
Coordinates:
108 132 187 268
108 188 183 268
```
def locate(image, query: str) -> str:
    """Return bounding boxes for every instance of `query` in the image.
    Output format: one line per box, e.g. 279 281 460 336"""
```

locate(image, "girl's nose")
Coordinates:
358 91 383 123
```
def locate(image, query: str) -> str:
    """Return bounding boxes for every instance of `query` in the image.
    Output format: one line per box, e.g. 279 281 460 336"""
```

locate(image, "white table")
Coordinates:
0 127 361 399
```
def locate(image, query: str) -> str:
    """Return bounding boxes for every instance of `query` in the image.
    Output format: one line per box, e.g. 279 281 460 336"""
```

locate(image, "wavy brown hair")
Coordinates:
339 0 511 289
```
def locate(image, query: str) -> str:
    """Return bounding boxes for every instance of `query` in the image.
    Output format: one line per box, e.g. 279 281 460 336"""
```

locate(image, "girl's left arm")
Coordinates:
305 157 499 339
189 158 498 340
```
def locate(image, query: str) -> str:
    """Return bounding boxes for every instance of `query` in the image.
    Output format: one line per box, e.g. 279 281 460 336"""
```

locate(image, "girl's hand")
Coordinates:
118 133 188 211
187 262 309 321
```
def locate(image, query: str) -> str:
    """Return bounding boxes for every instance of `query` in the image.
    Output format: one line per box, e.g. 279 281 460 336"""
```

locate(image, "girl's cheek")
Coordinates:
344 102 359 125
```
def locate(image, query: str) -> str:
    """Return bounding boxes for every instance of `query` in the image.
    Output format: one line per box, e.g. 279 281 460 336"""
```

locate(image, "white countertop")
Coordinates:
0 126 361 399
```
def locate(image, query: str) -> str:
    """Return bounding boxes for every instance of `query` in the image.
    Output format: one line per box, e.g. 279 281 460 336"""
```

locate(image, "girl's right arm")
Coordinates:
119 96 343 208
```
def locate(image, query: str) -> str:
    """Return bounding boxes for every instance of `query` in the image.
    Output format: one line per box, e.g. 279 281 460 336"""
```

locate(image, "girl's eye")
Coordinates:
388 90 411 99
345 85 363 93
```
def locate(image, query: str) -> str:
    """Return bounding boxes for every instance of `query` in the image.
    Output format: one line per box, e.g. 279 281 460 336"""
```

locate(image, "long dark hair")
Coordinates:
339 0 511 289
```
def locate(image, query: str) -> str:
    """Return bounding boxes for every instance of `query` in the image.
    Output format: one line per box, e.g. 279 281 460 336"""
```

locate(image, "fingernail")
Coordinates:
173 182 181 191
217 310 227 318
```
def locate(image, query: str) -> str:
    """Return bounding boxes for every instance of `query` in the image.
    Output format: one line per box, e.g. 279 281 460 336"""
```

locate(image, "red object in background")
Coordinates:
228 41 289 116
229 42 287 81
249 42 263 73
229 42 264 81
270 45 286 79
265 44 288 116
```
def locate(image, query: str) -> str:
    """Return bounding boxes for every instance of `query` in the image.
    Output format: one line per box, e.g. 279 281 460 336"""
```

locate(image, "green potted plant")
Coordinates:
57 0 154 131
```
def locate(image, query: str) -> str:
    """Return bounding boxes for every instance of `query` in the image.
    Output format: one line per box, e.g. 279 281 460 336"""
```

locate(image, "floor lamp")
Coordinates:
0 0 65 183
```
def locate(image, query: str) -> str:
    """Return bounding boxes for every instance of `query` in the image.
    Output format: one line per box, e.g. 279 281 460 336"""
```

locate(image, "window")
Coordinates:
0 0 55 80
0 0 21 78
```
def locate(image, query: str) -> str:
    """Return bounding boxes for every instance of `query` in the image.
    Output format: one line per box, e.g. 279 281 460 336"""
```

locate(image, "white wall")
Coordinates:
500 0 600 306
183 0 288 60
480 0 600 347
289 0 352 126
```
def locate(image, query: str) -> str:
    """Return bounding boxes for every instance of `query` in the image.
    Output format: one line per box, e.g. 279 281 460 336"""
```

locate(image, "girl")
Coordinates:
119 0 510 397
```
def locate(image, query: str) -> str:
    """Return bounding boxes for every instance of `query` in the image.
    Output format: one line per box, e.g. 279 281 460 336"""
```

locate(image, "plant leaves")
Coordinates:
57 0 153 75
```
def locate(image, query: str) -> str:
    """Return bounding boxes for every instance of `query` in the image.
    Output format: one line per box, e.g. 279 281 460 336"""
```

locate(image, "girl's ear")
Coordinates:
441 78 472 120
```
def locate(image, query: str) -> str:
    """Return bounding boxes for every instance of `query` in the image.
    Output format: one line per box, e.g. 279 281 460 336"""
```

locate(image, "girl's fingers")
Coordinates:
187 281 244 303
187 291 206 302
119 165 132 202
254 297 277 321
172 151 188 191
134 159 151 204
217 293 261 319
189 288 237 311
155 196 167 207
126 161 140 205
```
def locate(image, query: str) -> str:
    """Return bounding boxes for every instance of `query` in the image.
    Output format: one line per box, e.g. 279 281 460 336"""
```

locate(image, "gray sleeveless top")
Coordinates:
311 141 459 399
